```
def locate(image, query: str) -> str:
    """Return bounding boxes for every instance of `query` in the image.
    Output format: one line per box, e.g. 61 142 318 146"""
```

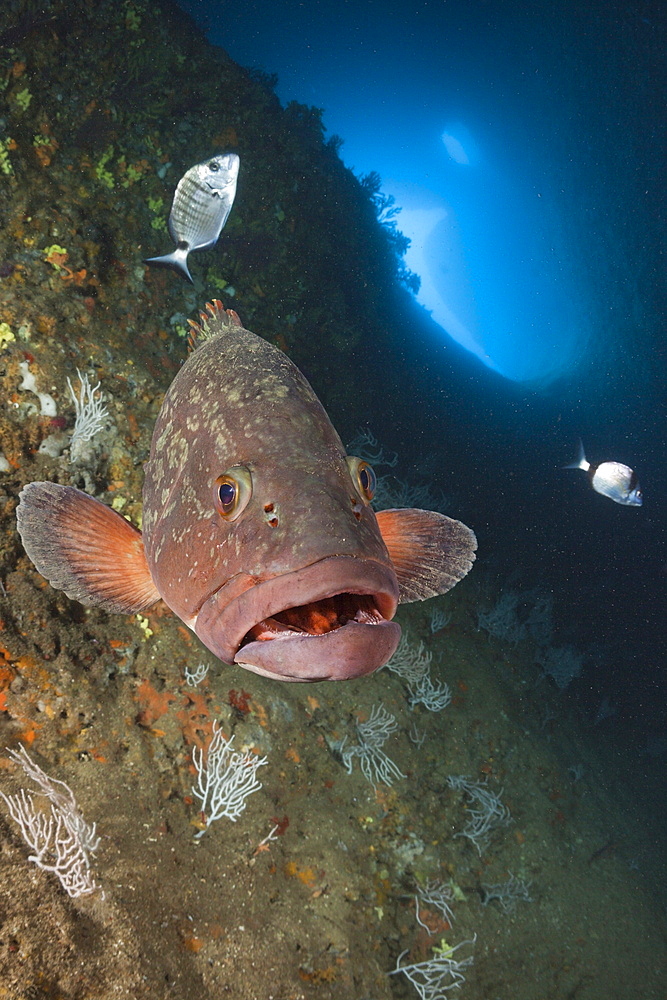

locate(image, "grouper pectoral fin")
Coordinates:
375 508 477 604
16 482 161 613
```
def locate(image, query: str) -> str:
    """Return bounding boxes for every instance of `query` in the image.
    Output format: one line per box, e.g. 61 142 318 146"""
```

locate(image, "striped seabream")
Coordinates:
145 152 240 282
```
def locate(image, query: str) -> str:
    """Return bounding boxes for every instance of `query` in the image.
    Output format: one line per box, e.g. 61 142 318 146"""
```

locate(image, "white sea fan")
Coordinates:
192 722 267 835
67 368 109 462
336 704 406 788
0 745 102 898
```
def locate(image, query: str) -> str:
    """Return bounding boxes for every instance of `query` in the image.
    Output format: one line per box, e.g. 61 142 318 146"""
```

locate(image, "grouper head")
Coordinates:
16 303 476 684
185 462 402 681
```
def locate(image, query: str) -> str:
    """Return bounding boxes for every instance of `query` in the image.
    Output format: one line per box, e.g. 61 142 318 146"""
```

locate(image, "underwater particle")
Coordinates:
442 131 471 165
145 153 240 283
0 322 16 348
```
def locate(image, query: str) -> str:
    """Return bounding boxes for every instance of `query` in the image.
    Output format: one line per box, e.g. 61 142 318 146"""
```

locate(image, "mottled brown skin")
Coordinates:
143 315 391 616
142 305 402 679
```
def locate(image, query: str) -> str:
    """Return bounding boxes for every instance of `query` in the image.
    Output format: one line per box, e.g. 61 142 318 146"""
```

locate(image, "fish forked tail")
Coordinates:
144 245 193 283
187 299 243 350
563 437 589 472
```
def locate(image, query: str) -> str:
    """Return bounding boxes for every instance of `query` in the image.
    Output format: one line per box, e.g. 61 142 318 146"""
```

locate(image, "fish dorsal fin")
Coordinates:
376 508 477 604
16 482 161 613
187 299 243 351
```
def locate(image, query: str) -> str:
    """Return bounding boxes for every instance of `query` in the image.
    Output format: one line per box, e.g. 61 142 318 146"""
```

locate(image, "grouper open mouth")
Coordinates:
193 556 401 681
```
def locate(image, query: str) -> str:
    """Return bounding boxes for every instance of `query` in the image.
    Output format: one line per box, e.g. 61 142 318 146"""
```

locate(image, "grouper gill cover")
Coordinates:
16 301 476 682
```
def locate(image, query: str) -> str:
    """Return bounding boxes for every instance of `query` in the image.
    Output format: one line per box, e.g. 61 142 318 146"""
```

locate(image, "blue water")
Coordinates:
178 0 667 850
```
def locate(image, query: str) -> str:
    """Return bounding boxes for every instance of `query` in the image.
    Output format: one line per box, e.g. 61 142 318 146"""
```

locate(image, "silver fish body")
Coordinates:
145 153 240 282
589 461 643 506
564 440 642 507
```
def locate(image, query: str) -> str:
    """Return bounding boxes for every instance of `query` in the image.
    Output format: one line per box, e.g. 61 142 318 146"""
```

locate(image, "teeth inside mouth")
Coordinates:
241 593 384 645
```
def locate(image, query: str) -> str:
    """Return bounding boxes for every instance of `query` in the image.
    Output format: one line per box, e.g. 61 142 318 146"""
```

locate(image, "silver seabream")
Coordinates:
145 153 240 283
564 439 643 507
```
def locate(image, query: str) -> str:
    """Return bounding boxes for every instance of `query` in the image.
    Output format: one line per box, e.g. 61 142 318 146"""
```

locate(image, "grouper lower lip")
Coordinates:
193 555 401 682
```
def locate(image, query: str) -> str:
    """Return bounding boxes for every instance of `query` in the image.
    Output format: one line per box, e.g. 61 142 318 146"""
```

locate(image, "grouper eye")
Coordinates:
346 457 376 504
213 465 253 520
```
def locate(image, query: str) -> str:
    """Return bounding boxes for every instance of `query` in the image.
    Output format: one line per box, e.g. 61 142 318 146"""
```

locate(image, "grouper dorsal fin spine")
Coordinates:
187 299 243 352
